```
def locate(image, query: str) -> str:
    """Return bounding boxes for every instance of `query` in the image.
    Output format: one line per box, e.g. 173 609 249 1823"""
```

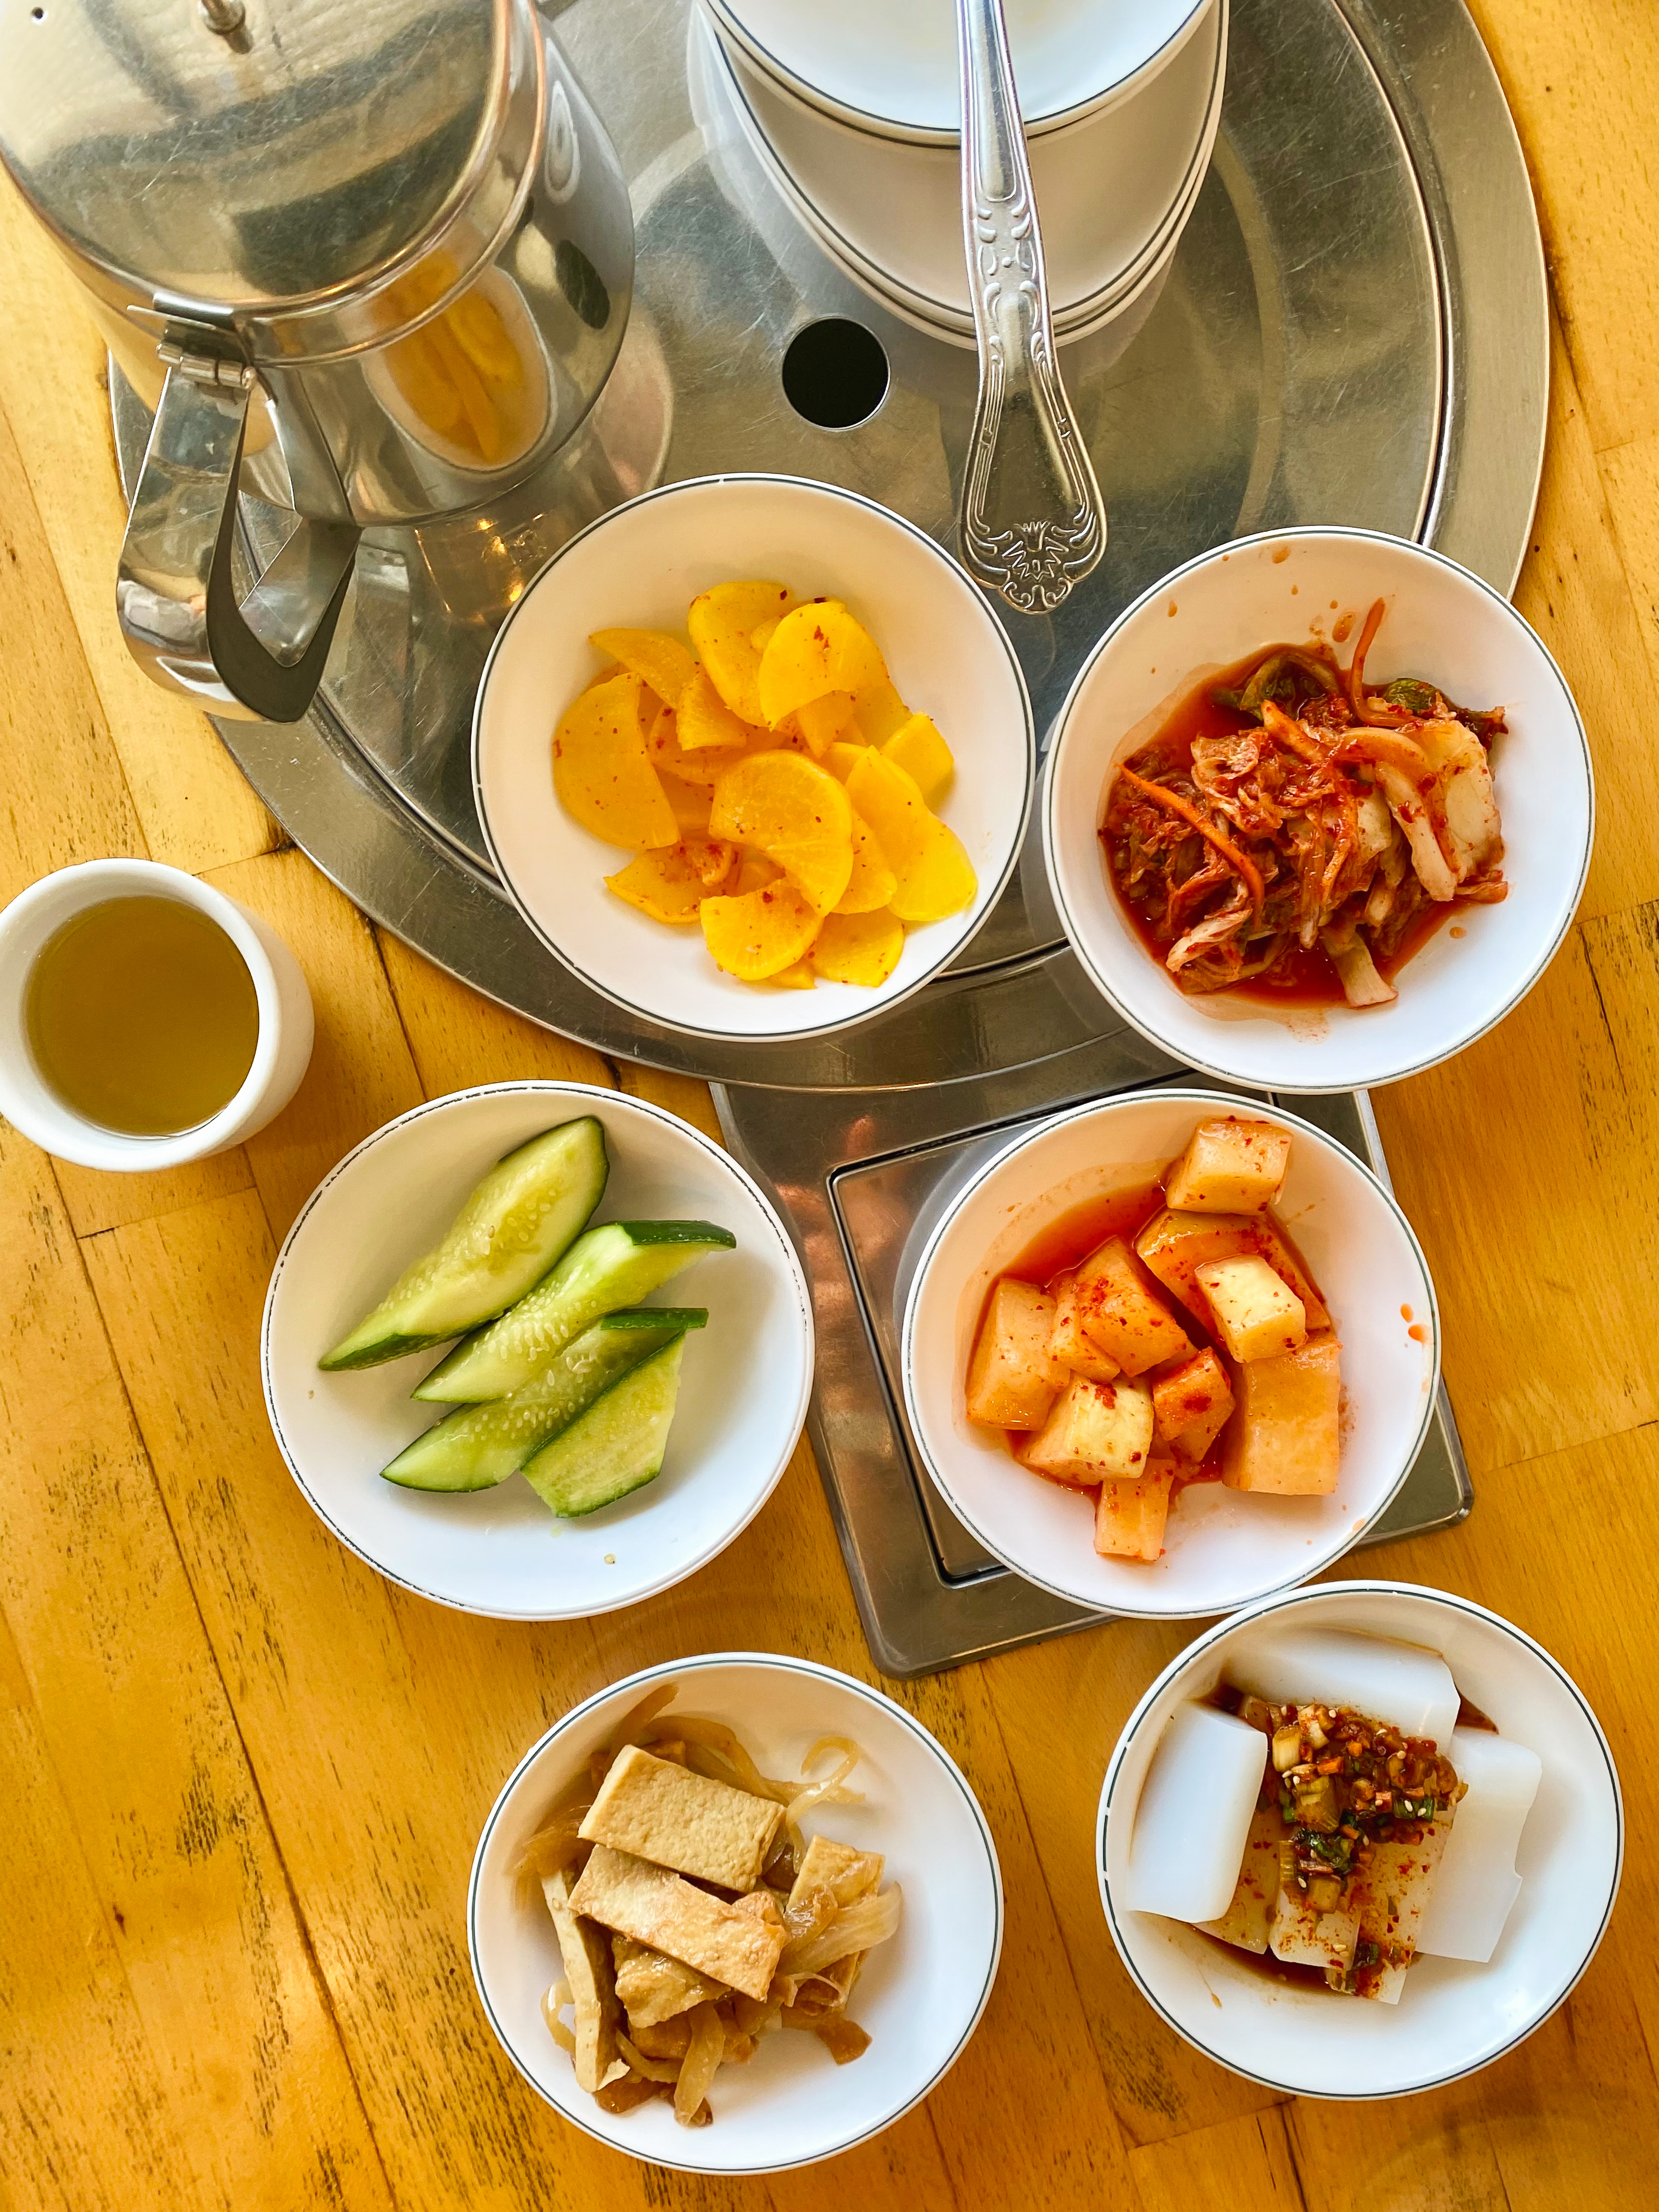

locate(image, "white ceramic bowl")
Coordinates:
1044 529 1594 1092
473 476 1033 1042
0 856 313 1171
711 1 1225 343
469 1651 1004 2172
901 1086 1438 1620
706 0 1211 144
261 1082 812 1619
1098 1580 1623 2097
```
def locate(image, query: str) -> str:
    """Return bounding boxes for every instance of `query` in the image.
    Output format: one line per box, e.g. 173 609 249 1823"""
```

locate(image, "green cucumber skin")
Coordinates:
379 1310 706 1492
320 1117 609 1371
413 1220 734 1403
522 1336 688 1518
323 1329 453 1373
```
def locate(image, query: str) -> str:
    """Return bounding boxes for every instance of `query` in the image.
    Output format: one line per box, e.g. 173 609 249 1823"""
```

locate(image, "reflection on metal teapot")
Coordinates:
0 0 635 722
373 259 551 475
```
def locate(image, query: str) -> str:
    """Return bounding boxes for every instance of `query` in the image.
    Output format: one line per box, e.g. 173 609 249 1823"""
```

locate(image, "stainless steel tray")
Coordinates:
716 1051 1472 1677
112 0 1545 1092
111 0 1516 1672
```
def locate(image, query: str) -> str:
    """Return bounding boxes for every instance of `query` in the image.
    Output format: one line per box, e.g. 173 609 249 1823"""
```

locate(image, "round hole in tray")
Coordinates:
782 318 890 429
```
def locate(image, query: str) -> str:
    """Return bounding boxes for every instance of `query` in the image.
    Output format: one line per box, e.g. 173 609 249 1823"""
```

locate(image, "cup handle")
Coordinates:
117 357 360 722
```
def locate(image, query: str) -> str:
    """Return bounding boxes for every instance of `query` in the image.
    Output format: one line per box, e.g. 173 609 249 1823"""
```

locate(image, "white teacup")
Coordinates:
0 858 314 1170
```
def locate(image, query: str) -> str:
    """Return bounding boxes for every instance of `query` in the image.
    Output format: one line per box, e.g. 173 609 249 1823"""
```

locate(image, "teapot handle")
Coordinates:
117 356 360 723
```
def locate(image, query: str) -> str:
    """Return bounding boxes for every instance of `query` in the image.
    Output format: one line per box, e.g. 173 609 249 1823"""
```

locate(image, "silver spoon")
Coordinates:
955 0 1107 612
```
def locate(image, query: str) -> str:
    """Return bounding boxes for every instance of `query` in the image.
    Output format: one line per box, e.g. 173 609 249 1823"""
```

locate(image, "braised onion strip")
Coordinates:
606 1684 679 1756
783 1736 865 1837
778 1886 903 1979
673 2004 726 2127
617 2033 681 2085
542 1982 577 2055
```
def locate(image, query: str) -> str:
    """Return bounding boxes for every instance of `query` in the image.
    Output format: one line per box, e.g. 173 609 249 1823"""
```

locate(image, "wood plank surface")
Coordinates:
0 184 275 877
0 1127 391 2211
4 1 1659 2206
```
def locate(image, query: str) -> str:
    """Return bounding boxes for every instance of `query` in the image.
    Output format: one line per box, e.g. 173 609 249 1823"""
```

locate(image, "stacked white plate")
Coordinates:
700 0 1227 347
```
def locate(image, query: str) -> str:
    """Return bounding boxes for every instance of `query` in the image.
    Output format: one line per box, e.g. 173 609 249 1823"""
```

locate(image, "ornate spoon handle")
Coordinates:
955 0 1107 613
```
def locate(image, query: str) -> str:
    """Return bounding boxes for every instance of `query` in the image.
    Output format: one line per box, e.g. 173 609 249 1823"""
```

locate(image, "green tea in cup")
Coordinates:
25 894 260 1136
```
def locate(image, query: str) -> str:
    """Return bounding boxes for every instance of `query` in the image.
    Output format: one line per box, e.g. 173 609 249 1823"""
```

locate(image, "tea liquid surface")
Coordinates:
26 895 260 1136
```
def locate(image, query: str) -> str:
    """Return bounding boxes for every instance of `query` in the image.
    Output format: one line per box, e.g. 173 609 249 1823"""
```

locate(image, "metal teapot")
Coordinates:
0 0 633 721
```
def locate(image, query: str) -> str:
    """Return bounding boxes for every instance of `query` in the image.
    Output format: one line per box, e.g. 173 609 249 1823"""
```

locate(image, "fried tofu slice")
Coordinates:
786 1835 885 2008
1165 1117 1292 1213
542 1867 628 2092
569 1846 787 2001
1093 1462 1174 1561
610 1932 728 2027
580 1744 782 1891
1070 1237 1194 1376
1047 1271 1122 1384
1151 1347 1235 1462
966 1276 1067 1429
787 1834 885 1911
1220 1334 1342 1495
1196 1256 1307 1363
1135 1208 1332 1332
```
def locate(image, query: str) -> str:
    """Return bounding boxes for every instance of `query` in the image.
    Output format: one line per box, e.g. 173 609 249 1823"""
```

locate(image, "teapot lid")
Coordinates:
0 0 543 361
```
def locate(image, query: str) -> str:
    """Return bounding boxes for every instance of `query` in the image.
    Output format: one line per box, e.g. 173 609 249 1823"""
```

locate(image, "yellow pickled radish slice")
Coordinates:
851 672 912 744
700 880 821 980
645 701 748 790
427 315 501 461
678 667 765 751
708 751 855 914
688 581 794 725
734 848 784 895
844 749 976 922
756 601 887 724
824 739 873 783
554 672 678 850
794 690 857 756
834 809 898 915
657 769 712 837
882 712 955 805
811 908 905 986
767 958 817 989
385 329 463 433
605 842 735 923
590 628 698 710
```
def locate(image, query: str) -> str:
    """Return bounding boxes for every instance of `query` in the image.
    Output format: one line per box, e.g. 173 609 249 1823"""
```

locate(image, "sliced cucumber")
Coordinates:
413 1220 734 1402
522 1335 690 1518
380 1310 706 1491
320 1117 609 1370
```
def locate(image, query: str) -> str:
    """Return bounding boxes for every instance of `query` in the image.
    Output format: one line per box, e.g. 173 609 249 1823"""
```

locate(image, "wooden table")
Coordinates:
2 5 1656 2203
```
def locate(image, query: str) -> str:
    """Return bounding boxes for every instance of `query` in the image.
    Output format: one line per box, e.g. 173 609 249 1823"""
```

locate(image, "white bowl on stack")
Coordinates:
700 0 1227 348
707 0 1213 142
